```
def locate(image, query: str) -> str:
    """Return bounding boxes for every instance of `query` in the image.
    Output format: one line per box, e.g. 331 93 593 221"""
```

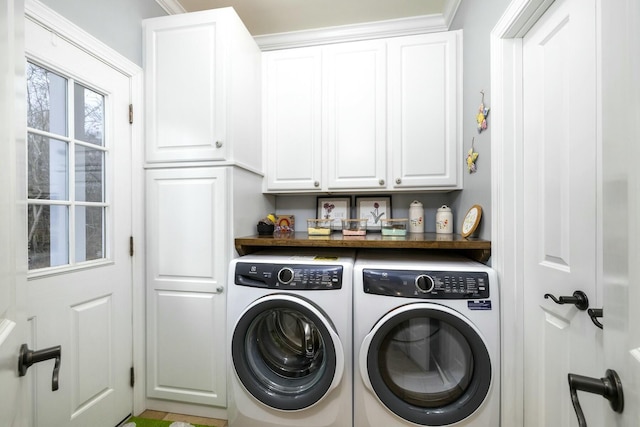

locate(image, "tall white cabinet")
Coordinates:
144 7 262 170
143 8 273 414
263 30 462 193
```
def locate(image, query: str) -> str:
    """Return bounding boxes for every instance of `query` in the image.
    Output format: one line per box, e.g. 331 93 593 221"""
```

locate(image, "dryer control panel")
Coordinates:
235 263 343 290
362 269 489 299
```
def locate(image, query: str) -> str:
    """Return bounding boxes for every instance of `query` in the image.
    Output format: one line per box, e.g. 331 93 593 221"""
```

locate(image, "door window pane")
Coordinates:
28 204 69 269
26 62 68 135
75 206 104 262
74 83 104 146
75 145 104 202
28 134 69 201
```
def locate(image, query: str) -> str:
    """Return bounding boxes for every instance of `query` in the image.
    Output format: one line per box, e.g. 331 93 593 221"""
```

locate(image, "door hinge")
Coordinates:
129 236 134 257
130 366 135 388
129 104 133 124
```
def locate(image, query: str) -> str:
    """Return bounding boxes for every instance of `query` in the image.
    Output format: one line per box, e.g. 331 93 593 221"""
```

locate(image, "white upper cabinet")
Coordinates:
263 47 322 191
389 31 462 189
324 40 387 190
262 30 462 193
144 8 262 170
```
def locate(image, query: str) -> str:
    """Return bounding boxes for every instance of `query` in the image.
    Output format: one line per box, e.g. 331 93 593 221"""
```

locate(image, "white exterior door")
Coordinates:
25 14 133 427
0 0 28 426
520 0 640 425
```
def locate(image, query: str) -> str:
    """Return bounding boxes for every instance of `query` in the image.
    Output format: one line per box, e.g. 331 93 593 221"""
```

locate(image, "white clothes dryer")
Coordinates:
353 251 500 427
227 250 355 427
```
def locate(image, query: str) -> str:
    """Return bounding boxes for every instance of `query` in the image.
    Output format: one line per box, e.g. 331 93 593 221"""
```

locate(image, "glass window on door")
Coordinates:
26 61 109 271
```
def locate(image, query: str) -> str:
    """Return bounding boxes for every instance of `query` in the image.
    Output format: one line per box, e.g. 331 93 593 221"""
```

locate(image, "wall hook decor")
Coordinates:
466 137 479 173
477 90 490 133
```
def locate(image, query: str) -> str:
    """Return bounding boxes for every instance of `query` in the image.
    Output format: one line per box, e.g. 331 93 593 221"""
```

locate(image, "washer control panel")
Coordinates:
362 269 489 299
235 263 343 290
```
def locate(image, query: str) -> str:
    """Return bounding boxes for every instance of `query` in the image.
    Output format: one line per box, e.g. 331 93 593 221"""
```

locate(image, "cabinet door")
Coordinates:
263 47 322 191
145 167 228 406
144 12 226 163
388 31 462 189
324 40 387 190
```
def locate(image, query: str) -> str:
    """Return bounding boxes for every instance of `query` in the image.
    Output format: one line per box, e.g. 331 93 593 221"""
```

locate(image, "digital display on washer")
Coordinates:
235 263 343 290
362 269 489 299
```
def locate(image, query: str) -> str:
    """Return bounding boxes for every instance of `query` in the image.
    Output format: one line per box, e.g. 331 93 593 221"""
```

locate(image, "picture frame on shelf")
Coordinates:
356 195 392 231
317 197 351 230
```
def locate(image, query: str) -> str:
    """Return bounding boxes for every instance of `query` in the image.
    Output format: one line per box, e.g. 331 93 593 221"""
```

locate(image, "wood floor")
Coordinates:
137 410 228 427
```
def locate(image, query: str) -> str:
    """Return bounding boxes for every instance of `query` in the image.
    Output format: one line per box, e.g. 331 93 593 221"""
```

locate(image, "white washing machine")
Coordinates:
227 250 355 427
353 251 500 427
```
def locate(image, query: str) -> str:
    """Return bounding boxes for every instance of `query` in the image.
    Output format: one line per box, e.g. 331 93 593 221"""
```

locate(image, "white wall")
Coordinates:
38 0 166 65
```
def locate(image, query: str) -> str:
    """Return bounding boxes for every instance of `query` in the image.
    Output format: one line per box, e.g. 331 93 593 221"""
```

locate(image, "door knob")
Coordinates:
543 290 589 310
18 344 61 391
568 369 623 427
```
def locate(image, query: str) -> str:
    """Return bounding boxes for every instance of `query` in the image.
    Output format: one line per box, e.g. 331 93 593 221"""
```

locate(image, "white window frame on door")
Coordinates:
25 0 146 415
26 59 113 275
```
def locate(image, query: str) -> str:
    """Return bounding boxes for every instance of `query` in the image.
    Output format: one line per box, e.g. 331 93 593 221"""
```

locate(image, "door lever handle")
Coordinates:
568 369 624 427
544 290 589 310
18 343 62 391
587 308 604 329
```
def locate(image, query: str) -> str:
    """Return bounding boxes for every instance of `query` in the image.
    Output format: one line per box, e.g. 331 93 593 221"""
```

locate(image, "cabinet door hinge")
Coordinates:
130 366 135 387
129 104 133 124
129 236 134 257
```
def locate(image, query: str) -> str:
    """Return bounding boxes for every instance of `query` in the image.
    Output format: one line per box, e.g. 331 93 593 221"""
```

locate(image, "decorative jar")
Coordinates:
408 200 425 233
436 205 453 234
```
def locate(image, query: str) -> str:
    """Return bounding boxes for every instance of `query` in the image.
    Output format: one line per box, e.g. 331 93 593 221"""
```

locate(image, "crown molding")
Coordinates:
256 13 453 51
155 0 186 15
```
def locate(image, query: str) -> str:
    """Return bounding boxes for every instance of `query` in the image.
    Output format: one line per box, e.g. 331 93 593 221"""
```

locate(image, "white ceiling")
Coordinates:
161 0 455 36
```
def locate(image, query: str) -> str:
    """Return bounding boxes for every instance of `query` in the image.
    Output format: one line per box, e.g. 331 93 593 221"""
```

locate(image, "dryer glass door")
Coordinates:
363 304 491 425
232 294 343 410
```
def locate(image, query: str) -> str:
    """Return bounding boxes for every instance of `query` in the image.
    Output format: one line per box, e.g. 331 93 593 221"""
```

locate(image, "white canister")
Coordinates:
436 205 453 234
408 200 424 233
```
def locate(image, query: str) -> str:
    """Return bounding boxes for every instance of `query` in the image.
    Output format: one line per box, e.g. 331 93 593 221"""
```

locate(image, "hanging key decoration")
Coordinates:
476 90 490 133
466 137 479 173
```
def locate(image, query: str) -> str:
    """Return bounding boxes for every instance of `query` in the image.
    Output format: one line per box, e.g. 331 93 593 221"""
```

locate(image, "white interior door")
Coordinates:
522 0 640 425
25 15 133 427
600 0 640 425
522 0 601 425
0 0 28 426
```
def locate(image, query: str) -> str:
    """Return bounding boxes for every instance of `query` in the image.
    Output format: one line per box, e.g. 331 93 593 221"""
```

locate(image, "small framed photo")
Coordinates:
356 196 392 231
317 197 351 230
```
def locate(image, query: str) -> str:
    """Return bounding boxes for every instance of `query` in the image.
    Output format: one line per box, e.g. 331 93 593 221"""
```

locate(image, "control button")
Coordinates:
415 275 435 293
277 267 295 284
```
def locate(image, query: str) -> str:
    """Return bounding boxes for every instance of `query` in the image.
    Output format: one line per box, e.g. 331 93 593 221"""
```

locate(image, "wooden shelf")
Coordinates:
235 232 491 263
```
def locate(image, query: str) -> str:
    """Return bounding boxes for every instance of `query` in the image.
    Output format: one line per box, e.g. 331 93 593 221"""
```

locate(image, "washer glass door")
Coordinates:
363 303 491 426
232 294 343 410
